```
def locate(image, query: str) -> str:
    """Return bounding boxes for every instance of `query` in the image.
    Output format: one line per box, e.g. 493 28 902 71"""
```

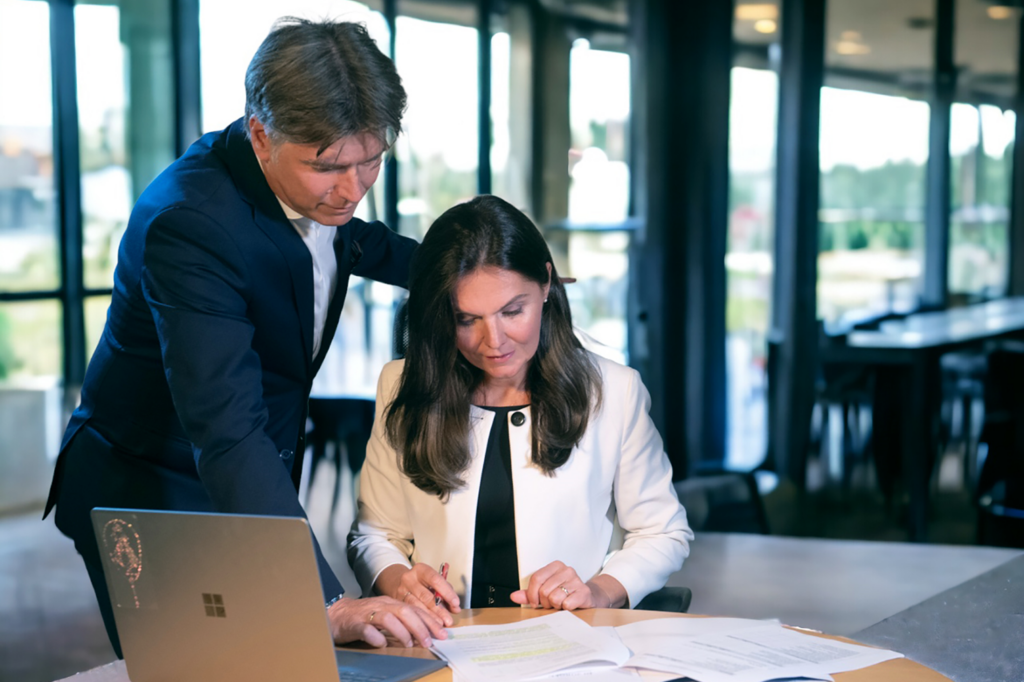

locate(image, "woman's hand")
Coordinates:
374 563 461 626
326 595 448 648
510 561 628 610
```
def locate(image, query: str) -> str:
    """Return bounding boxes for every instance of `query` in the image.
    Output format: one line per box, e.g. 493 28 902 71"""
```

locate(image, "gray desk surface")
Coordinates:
666 533 1021 636
855 554 1024 682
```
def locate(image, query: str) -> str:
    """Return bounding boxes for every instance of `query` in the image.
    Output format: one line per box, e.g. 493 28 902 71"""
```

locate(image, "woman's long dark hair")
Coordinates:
385 195 602 498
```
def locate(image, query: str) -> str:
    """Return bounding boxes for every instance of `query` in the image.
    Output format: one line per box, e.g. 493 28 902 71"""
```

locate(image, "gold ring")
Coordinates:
560 586 569 596
369 610 377 623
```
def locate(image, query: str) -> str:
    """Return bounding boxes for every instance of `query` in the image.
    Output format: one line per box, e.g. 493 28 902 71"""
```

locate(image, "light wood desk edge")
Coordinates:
56 608 952 682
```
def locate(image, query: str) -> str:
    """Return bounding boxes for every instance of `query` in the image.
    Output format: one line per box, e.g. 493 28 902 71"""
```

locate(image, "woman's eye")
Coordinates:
456 317 475 327
503 308 523 317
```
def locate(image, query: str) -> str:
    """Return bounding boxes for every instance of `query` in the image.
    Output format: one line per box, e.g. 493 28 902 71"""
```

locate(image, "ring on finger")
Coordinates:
560 585 570 596
369 610 377 623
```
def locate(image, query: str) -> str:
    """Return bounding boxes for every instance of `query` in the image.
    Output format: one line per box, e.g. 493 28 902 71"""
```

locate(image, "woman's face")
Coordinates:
453 265 551 388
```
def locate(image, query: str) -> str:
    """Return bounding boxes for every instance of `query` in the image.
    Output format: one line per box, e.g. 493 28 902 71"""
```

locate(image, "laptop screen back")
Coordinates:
90 508 340 682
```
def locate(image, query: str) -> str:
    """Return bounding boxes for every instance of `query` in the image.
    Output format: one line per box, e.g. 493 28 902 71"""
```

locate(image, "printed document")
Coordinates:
431 611 630 682
617 618 902 682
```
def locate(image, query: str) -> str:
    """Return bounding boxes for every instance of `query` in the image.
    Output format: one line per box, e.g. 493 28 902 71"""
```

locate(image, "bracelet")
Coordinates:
325 592 345 610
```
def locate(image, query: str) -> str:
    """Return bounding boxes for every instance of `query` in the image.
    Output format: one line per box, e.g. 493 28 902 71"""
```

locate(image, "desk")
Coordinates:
855 553 1024 682
822 297 1024 541
57 608 951 682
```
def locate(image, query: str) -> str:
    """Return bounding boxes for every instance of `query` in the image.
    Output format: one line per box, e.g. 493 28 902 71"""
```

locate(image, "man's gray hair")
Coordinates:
245 17 406 154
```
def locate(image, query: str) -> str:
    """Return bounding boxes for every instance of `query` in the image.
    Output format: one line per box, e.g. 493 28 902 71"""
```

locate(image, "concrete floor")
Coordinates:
3 458 1021 682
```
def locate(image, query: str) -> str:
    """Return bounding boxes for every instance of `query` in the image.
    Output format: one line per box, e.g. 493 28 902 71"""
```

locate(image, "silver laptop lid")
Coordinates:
90 508 339 682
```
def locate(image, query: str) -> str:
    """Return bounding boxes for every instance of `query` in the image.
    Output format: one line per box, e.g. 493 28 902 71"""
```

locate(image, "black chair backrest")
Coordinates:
392 296 410 360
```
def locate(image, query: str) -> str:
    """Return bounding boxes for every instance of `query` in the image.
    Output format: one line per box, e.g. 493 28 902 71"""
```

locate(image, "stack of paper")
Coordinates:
430 611 631 682
430 612 903 682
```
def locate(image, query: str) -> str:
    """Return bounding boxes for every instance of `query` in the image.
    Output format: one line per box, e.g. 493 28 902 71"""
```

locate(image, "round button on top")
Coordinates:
511 411 526 427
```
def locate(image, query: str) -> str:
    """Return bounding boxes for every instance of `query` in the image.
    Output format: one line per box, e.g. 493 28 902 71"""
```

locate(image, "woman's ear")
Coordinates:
543 262 553 301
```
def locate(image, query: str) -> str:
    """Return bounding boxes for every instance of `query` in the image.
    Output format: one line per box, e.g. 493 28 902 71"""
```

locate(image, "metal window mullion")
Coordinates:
172 0 202 155
478 0 492 195
1008 11 1024 296
51 0 86 389
922 0 955 307
384 0 400 234
768 0 826 489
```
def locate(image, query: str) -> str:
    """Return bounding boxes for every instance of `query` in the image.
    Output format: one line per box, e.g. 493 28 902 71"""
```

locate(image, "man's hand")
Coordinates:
326 595 448 648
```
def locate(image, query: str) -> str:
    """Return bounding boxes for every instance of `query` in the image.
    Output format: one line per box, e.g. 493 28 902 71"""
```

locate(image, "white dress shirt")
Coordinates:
275 198 338 358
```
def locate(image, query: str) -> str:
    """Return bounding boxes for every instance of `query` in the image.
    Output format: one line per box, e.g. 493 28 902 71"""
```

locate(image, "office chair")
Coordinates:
635 587 693 613
674 470 770 535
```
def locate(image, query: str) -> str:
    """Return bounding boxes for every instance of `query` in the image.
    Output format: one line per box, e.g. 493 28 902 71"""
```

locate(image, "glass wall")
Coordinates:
949 104 1014 298
948 1 1019 301
76 0 176 291
818 0 933 324
0 0 58 298
490 25 528 211
0 301 60 380
727 66 777 470
394 8 479 239
0 0 60 385
725 1 779 470
558 38 631 365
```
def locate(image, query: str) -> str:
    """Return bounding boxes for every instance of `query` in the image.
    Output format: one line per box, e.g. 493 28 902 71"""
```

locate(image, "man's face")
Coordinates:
249 117 384 226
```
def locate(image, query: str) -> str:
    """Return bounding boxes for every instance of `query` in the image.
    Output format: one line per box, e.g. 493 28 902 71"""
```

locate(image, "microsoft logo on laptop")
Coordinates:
203 593 226 618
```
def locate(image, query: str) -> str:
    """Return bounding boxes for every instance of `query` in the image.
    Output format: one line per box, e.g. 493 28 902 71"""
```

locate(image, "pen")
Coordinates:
434 562 449 607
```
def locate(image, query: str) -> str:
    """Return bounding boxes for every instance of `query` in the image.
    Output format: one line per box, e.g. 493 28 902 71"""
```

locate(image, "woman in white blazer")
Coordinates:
347 195 692 625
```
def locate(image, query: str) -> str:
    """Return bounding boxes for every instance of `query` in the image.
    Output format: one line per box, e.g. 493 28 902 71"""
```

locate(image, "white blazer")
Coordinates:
347 352 693 608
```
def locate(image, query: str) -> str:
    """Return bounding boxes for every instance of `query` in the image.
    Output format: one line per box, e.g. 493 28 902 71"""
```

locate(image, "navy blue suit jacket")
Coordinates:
45 119 417 600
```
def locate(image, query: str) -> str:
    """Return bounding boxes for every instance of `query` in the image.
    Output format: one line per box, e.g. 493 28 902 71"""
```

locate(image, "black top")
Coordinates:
470 405 528 608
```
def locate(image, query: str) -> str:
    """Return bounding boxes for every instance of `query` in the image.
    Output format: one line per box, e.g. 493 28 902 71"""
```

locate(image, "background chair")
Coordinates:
974 343 1024 548
673 469 770 535
305 396 375 518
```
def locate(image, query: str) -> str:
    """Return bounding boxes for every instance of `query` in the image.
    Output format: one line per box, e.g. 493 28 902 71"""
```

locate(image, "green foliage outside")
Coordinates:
0 310 19 380
821 160 926 210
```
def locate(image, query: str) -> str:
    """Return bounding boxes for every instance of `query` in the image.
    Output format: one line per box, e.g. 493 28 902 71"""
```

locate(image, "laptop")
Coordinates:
90 508 447 682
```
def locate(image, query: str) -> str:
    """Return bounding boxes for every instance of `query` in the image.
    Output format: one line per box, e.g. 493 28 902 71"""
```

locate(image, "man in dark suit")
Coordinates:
43 18 447 656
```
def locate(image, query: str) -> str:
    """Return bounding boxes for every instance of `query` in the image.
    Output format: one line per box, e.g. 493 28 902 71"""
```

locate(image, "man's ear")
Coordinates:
249 116 272 162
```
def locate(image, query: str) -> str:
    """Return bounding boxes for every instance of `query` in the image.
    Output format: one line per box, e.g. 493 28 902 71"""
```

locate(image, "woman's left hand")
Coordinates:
509 561 626 610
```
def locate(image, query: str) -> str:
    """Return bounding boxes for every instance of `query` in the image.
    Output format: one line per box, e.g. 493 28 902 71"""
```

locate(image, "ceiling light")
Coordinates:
736 4 779 21
987 6 1015 20
840 30 863 41
836 40 871 56
754 19 777 34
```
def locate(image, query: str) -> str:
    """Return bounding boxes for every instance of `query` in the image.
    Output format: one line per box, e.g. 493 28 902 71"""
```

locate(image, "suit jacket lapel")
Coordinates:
220 119 315 371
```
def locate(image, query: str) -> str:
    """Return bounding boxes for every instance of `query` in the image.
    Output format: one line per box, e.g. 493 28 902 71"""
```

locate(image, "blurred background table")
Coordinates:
820 297 1024 541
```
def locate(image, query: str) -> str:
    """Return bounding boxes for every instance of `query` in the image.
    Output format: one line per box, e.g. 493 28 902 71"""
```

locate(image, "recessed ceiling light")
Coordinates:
754 19 777 34
987 6 1015 20
736 4 779 21
836 41 871 56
